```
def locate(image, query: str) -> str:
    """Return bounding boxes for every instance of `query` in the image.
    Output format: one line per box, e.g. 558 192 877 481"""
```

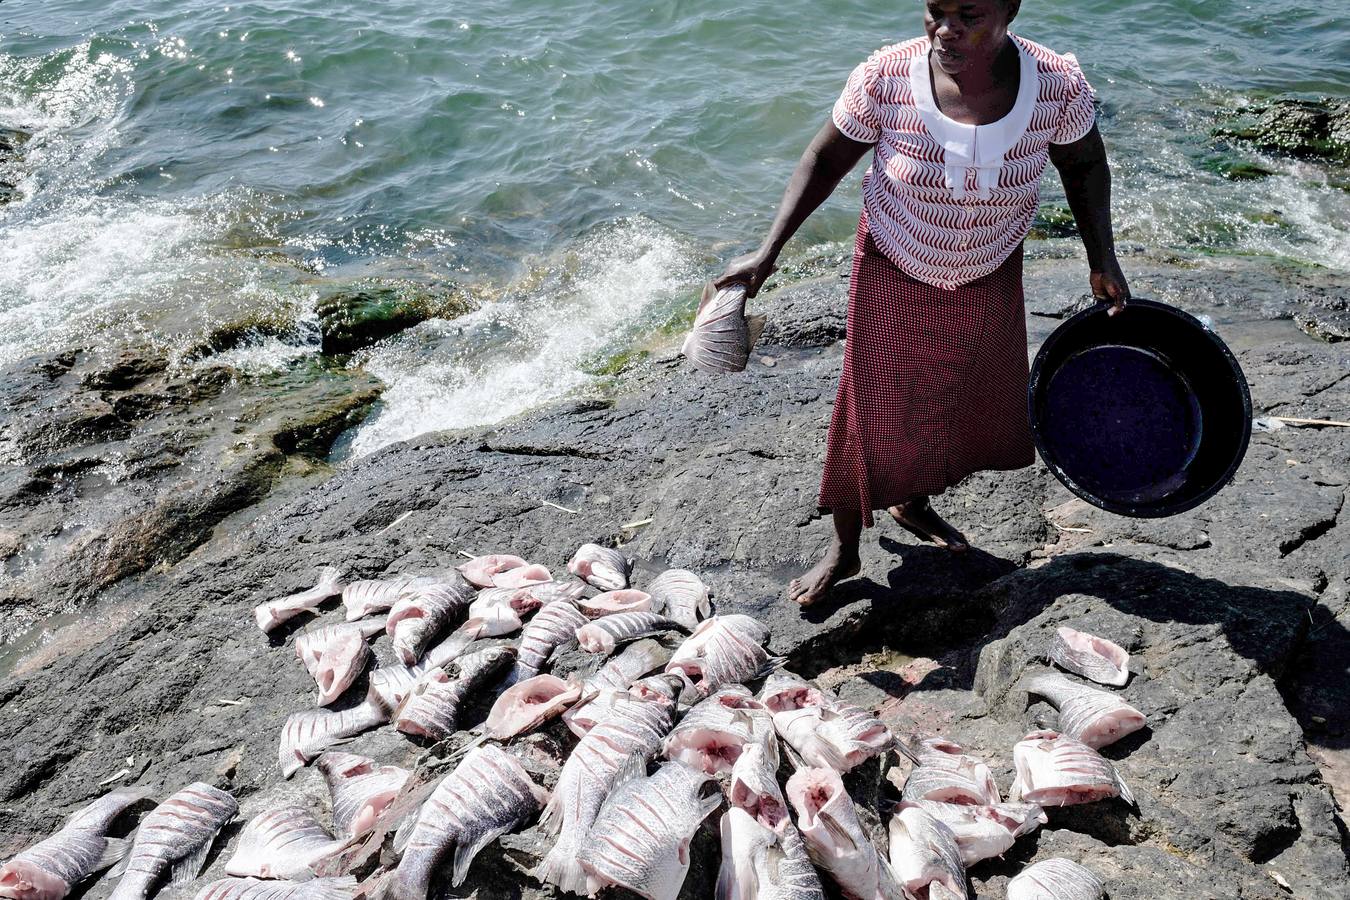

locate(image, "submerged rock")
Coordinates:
1215 96 1350 163
316 280 474 355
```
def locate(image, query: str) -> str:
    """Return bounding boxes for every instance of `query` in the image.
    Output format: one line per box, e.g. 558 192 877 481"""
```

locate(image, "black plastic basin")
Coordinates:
1028 298 1251 517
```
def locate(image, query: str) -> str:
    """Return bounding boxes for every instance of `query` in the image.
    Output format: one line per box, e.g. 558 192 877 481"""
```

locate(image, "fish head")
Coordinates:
314 632 370 703
458 554 527 588
728 743 788 829
758 674 821 713
0 862 71 900
485 674 581 740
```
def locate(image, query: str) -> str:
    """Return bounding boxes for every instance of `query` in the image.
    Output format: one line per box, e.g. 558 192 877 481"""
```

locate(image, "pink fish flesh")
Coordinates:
386 577 474 665
0 790 144 900
106 784 237 900
899 738 1002 806
886 806 968 900
255 567 344 633
815 701 893 773
485 674 582 740
1027 672 1146 750
1010 730 1135 806
457 554 527 588
316 752 411 840
562 639 672 736
578 589 653 618
575 611 685 654
662 685 772 775
224 807 343 880
1047 626 1130 687
490 563 552 590
295 620 384 707
757 674 843 770
508 599 588 683
468 587 540 620
896 800 1046 866
567 543 630 590
193 877 356 900
786 767 898 900
759 672 829 713
1007 857 1104 900
666 614 778 699
395 644 516 740
278 702 386 778
682 283 752 374
644 569 711 631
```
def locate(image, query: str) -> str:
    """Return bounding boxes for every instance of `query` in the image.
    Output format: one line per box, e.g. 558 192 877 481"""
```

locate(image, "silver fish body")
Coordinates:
682 283 752 374
645 569 711 631
576 761 720 900
1010 730 1134 806
1046 627 1130 687
1007 858 1105 900
107 784 237 900
485 674 582 740
663 686 773 775
394 645 517 741
279 703 386 778
317 753 411 840
814 701 893 773
391 745 548 899
1027 672 1146 750
567 543 630 591
0 790 144 900
886 807 968 900
341 578 421 622
469 587 540 621
255 567 344 633
896 800 1046 866
386 577 474 665
899 738 1002 806
224 807 342 880
786 767 899 900
759 675 841 771
194 877 355 900
509 599 588 683
295 620 385 707
575 611 685 654
667 615 778 699
563 639 673 736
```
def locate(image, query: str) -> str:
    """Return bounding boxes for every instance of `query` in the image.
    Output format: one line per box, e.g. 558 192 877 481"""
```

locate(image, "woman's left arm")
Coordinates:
1049 124 1131 315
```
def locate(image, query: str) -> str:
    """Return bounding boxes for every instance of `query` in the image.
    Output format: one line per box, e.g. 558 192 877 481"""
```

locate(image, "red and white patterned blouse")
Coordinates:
832 34 1098 290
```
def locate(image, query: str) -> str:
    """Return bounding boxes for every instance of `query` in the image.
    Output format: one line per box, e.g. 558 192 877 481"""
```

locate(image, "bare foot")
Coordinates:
788 543 862 607
888 498 970 552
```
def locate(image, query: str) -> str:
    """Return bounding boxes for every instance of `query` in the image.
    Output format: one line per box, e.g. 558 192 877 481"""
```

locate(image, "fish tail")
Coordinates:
535 836 589 896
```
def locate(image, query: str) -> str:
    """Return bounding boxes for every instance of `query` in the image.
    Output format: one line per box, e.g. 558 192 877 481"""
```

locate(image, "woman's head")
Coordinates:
923 0 1021 75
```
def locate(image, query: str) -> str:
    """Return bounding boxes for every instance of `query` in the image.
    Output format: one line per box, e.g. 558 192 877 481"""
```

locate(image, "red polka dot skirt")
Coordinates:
818 212 1036 526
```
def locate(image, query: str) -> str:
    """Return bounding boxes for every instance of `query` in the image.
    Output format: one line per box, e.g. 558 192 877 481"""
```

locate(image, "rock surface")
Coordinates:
315 280 475 355
0 251 1347 899
1215 96 1350 163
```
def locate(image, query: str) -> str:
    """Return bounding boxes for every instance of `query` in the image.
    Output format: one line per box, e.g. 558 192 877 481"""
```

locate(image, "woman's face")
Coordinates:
923 0 1018 75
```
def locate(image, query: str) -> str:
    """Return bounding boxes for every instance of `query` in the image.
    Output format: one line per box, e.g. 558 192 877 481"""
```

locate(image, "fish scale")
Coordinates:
887 806 968 900
814 700 893 772
255 567 344 633
342 577 428 622
106 784 237 900
896 800 1046 866
644 569 711 631
663 685 772 774
786 767 899 900
0 790 145 900
1046 626 1131 687
1027 672 1146 749
667 614 778 698
193 877 356 900
1007 857 1105 900
386 577 474 665
1010 730 1135 806
567 543 630 590
224 807 342 880
563 639 673 736
317 753 411 839
279 702 386 778
900 738 1002 806
575 611 685 654
509 599 588 682
394 645 515 740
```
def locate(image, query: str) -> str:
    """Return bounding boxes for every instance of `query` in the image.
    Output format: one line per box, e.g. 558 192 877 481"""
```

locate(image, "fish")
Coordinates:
469 587 540 621
1027 672 1146 750
365 622 515 715
899 738 1002 806
886 807 968 900
316 753 411 840
562 639 673 736
485 674 582 740
682 283 754 374
785 767 900 900
490 563 553 589
575 611 685 654
255 567 344 633
525 578 587 606
814 701 893 773
1009 730 1135 806
279 702 386 778
508 599 589 684
223 807 343 880
645 569 712 631
394 644 517 740
390 745 548 899
567 543 630 590
895 800 1046 866
193 877 356 900
386 577 474 665
1006 858 1105 900
106 783 237 900
1046 626 1130 687
578 589 653 618
0 790 145 900
457 554 527 588
341 577 421 622
667 614 779 698
295 620 386 707
716 742 824 900
535 676 680 895
576 761 721 900
758 674 842 771
663 685 774 775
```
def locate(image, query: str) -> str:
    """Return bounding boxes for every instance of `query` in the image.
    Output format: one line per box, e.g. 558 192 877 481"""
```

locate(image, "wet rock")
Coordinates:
316 279 474 355
1296 309 1350 343
1215 96 1350 163
0 125 31 156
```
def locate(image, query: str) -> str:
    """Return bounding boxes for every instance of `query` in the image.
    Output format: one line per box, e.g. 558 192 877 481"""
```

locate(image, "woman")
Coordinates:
717 0 1130 606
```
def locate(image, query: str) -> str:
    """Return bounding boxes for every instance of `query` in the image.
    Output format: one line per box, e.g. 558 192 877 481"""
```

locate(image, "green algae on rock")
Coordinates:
1214 97 1350 163
316 280 476 355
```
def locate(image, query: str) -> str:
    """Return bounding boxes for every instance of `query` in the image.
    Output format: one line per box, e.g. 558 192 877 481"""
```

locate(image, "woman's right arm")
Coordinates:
715 119 874 297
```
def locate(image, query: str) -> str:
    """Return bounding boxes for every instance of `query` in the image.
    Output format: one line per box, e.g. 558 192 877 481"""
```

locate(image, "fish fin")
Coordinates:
534 839 588 895
877 857 908 900
168 834 219 885
1116 772 1136 807
1007 776 1024 802
450 823 512 887
781 740 807 772
752 656 786 681
891 736 922 765
106 854 130 879
697 790 724 822
746 314 767 349
818 812 860 855
714 817 749 900
95 837 132 871
391 809 419 856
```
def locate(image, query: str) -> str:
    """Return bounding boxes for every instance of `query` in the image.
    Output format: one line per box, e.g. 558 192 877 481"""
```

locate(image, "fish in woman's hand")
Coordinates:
1006 858 1105 900
255 567 344 633
457 554 527 588
279 703 386 778
535 676 680 895
193 877 356 900
507 599 589 685
575 612 686 654
0 790 146 900
898 738 1002 806
785 767 903 900
682 282 758 374
386 576 474 665
895 800 1046 866
644 569 711 631
224 807 343 881
389 744 548 900
1046 627 1131 687
295 620 385 707
106 784 237 900
667 614 779 699
317 753 411 840
1009 730 1135 807
886 807 968 900
575 761 721 900
394 644 516 740
485 674 582 740
567 543 631 591
663 685 773 775
1026 672 1146 750
562 639 672 737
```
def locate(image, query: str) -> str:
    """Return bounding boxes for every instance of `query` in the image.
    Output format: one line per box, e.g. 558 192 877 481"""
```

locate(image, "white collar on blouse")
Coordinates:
909 34 1039 200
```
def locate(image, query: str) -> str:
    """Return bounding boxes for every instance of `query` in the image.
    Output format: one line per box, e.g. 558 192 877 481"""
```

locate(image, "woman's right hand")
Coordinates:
713 248 778 298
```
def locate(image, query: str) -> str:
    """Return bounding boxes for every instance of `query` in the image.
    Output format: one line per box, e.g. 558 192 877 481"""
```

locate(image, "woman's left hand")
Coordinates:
1091 256 1131 317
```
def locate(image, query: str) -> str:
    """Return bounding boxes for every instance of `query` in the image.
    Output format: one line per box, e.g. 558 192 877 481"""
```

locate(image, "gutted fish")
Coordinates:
1047 627 1130 687
469 587 540 621
387 577 474 665
567 543 630 591
193 877 356 900
0 790 144 900
577 761 720 900
896 800 1046 866
645 569 711 631
342 578 421 622
317 753 411 840
391 745 548 899
815 701 893 773
485 674 582 740
578 589 653 618
255 567 344 633
295 620 384 707
491 563 553 590
886 807 968 899
563 639 673 736
663 686 773 775
1010 730 1134 806
395 644 516 740
536 678 680 895
1006 858 1105 900
509 599 589 684
366 623 514 716
759 674 842 771
457 554 527 588
682 283 752 374
576 611 685 654
526 578 587 606
1027 672 1146 750
899 738 1002 806
107 784 237 900
224 807 342 880
667 614 779 699
786 767 898 900
279 702 386 778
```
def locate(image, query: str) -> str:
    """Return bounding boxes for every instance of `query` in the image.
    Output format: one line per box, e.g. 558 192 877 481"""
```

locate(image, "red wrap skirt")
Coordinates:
818 213 1035 526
